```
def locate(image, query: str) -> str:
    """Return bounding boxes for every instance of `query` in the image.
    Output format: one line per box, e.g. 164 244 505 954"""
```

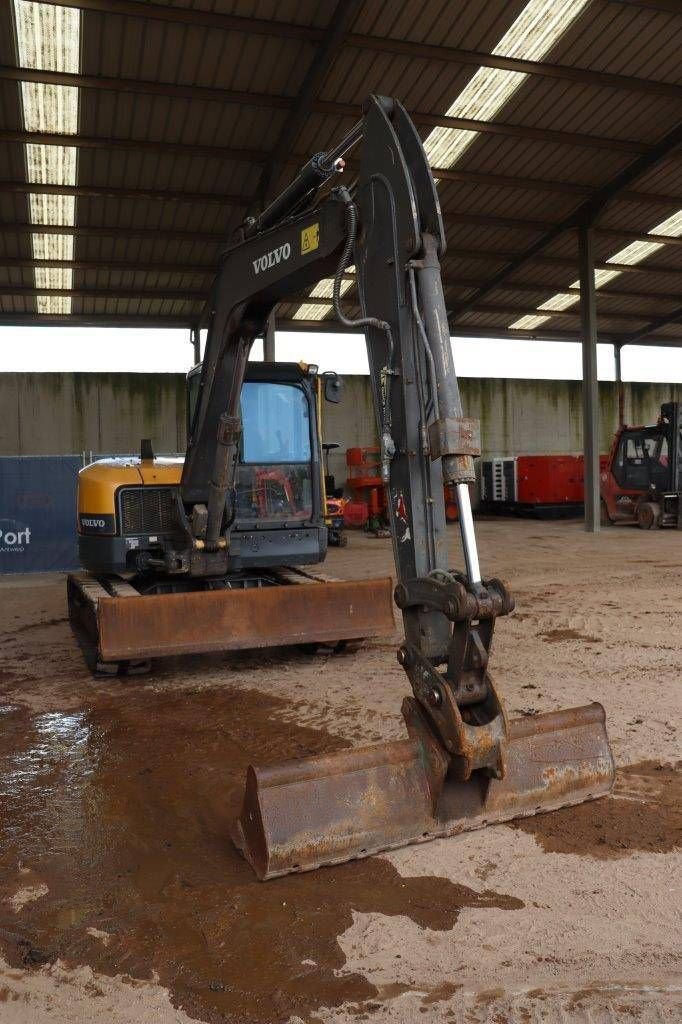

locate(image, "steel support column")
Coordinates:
579 222 600 533
191 325 201 365
263 311 276 362
614 343 625 428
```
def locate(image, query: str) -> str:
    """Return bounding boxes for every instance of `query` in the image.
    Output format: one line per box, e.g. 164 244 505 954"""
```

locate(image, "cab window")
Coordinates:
615 428 668 490
240 382 311 464
236 382 313 523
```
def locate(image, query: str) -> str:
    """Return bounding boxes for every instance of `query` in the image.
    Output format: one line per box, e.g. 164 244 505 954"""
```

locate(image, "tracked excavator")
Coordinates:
68 358 396 673
75 94 614 875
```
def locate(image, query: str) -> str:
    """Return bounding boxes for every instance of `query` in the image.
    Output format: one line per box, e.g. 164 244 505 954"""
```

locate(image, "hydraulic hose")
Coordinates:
332 186 396 481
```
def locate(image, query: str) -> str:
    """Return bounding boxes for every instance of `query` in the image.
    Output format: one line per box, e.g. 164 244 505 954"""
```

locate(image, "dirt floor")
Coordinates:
0 518 680 1023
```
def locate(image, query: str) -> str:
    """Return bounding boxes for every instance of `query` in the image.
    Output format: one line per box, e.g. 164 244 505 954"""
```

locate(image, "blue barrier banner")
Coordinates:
0 456 82 573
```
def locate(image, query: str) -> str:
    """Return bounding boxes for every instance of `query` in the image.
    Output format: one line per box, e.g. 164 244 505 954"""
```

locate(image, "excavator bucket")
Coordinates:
232 702 614 879
67 571 395 669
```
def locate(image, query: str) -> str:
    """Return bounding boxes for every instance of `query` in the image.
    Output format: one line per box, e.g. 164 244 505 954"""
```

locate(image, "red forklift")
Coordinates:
600 402 681 529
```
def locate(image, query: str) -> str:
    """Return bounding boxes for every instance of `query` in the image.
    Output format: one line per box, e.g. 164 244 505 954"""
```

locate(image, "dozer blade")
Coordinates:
75 574 395 663
231 702 614 880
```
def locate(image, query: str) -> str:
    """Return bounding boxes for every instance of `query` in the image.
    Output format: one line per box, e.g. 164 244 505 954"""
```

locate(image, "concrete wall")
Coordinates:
1 373 679 483
0 373 186 457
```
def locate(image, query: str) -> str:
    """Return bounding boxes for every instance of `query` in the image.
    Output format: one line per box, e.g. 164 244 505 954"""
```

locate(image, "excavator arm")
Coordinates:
185 95 614 879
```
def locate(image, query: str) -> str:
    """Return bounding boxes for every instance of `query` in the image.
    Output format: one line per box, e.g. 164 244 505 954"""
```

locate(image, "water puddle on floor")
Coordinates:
0 685 522 1023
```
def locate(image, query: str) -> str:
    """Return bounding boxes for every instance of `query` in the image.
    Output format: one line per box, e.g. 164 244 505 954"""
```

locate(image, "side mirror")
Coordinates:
323 372 343 404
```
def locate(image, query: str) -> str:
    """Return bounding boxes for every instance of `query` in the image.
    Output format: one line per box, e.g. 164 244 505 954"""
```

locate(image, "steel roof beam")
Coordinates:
607 0 682 14
619 304 682 345
1 173 678 210
255 0 363 205
4 215 682 250
0 221 231 243
2 312 680 346
443 249 682 276
0 312 194 327
444 212 682 247
449 119 682 322
0 180 248 205
0 286 657 322
31 2 682 100
266 320 682 346
2 256 679 305
1 253 677 283
0 129 267 164
6 286 204 300
0 85 660 157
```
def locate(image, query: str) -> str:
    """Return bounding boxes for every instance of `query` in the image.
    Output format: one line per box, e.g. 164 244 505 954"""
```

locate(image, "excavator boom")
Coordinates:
185 95 614 878
227 96 613 878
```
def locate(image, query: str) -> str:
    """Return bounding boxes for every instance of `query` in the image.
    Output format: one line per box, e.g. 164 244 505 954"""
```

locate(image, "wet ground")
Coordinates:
0 686 525 1022
0 520 680 1022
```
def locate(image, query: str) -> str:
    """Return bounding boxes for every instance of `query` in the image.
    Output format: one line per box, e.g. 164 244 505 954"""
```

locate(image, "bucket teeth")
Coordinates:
232 702 614 880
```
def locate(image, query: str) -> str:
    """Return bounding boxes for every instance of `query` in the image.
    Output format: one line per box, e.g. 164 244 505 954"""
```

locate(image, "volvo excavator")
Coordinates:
74 95 614 876
68 360 395 673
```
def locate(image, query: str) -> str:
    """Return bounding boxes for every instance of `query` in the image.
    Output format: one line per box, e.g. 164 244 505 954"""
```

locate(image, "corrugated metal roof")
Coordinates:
0 0 680 343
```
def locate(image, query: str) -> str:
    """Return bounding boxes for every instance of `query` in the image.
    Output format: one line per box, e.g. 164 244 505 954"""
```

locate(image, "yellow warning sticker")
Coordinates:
300 223 320 255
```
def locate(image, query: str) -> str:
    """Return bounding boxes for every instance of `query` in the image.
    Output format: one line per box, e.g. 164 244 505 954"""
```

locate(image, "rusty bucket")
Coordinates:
231 701 614 880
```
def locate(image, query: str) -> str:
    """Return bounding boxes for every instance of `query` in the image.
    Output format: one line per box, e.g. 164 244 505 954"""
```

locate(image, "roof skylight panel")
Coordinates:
510 208 682 331
424 0 590 169
293 1 590 322
32 232 74 261
29 195 76 226
13 0 80 315
509 313 552 330
294 276 355 322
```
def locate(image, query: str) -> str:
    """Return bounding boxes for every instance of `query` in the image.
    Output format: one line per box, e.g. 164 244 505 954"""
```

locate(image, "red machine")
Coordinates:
347 448 465 527
482 403 681 528
481 454 592 517
600 402 681 529
345 447 388 532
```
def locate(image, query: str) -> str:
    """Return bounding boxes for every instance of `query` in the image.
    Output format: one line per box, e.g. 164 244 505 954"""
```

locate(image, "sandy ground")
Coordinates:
0 518 680 1023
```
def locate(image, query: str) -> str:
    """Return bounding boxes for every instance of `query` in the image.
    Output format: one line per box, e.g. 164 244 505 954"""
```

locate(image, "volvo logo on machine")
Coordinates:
252 243 291 275
0 518 31 553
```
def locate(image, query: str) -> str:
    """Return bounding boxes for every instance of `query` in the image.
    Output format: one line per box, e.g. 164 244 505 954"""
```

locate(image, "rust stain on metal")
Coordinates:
233 702 614 879
95 576 395 660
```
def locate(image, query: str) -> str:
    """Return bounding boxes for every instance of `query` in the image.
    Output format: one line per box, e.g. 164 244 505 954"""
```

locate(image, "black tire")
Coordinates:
600 500 612 527
636 501 661 530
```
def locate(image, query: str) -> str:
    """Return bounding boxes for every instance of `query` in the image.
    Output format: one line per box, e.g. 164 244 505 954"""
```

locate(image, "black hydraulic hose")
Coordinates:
333 187 396 480
332 189 393 364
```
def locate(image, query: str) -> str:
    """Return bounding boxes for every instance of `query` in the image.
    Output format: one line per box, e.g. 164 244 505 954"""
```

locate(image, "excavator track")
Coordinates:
67 569 395 675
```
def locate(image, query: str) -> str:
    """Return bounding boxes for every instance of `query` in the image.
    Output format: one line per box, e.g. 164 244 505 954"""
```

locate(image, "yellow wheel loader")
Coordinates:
68 362 395 673
77 94 614 877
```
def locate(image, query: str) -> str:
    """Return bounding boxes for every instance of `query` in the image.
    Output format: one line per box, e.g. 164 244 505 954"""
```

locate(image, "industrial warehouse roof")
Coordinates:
0 0 681 347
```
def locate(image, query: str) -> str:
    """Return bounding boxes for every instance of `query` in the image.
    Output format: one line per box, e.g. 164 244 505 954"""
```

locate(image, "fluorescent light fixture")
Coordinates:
510 207 682 331
13 0 80 315
424 0 589 169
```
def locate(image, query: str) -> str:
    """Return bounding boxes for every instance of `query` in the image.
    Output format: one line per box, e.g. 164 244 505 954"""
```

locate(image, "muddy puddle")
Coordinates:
0 685 522 1023
514 760 681 858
